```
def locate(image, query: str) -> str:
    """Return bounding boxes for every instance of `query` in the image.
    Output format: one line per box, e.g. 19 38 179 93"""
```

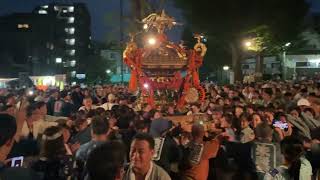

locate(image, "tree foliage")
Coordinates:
174 0 309 79
83 53 114 85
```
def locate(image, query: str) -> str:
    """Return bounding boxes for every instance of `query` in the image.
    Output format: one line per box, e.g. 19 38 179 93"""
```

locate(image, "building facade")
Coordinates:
0 3 91 83
242 54 320 80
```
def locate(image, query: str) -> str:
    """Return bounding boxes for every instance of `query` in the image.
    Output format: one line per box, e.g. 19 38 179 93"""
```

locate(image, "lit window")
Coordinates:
67 49 75 56
69 38 75 45
38 10 47 14
42 5 49 9
43 76 55 86
69 27 75 34
55 57 62 63
65 27 75 34
17 24 29 29
71 71 76 77
64 27 75 34
70 60 76 67
309 59 320 63
47 43 54 50
63 9 68 13
68 17 75 23
68 6 74 12
65 39 75 45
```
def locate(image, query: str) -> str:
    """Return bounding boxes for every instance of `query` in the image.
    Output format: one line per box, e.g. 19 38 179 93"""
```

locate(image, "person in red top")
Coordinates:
182 124 223 180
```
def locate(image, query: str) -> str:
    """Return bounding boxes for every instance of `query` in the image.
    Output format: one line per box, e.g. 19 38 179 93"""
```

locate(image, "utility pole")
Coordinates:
120 0 124 84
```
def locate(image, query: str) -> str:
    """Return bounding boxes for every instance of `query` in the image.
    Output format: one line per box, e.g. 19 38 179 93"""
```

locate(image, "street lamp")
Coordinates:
285 42 291 47
148 37 156 46
282 42 291 80
244 41 252 48
55 57 62 63
106 69 111 74
222 66 230 84
223 65 230 71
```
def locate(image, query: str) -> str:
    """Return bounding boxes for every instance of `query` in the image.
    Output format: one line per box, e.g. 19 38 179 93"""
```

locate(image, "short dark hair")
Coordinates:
86 109 98 118
134 120 149 131
132 133 155 149
222 113 234 125
26 103 37 117
87 141 126 180
255 122 273 140
74 113 87 129
239 113 249 122
280 136 304 180
60 91 69 99
95 107 106 115
284 92 292 97
91 116 109 135
0 114 17 147
191 124 205 138
0 104 13 112
263 88 273 96
83 96 92 100
34 101 46 110
5 93 15 101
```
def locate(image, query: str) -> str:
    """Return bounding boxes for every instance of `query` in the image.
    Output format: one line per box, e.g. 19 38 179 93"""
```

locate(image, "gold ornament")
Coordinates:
194 42 207 57
185 88 199 103
142 10 181 34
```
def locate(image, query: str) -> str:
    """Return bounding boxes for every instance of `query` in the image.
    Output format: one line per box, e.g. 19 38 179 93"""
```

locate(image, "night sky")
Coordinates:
0 0 319 42
306 0 320 13
0 0 183 42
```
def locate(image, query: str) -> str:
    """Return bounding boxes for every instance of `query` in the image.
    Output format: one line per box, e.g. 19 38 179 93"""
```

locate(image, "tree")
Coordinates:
83 51 115 85
243 25 275 79
174 0 309 81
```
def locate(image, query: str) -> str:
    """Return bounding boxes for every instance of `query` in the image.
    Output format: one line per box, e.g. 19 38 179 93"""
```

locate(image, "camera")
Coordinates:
273 121 288 131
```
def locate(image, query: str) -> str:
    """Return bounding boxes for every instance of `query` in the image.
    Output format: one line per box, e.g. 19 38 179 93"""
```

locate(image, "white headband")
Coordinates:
42 131 63 141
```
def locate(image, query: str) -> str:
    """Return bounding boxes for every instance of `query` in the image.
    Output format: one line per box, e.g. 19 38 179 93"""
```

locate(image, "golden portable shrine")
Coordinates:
123 11 207 107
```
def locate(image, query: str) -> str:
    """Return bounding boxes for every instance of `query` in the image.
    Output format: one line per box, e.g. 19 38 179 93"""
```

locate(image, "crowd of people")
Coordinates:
0 79 320 180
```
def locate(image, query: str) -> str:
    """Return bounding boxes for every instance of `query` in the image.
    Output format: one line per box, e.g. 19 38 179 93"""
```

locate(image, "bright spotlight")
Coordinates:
223 66 230 71
143 83 149 89
55 57 62 63
245 41 252 47
143 24 148 30
106 69 111 74
28 90 34 96
148 38 156 45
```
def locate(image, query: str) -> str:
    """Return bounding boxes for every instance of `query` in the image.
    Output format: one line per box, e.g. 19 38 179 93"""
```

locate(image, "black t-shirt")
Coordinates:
0 162 42 180
69 127 91 145
61 102 76 117
154 135 182 174
46 97 56 116
71 92 83 109
31 156 76 180
8 138 40 158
